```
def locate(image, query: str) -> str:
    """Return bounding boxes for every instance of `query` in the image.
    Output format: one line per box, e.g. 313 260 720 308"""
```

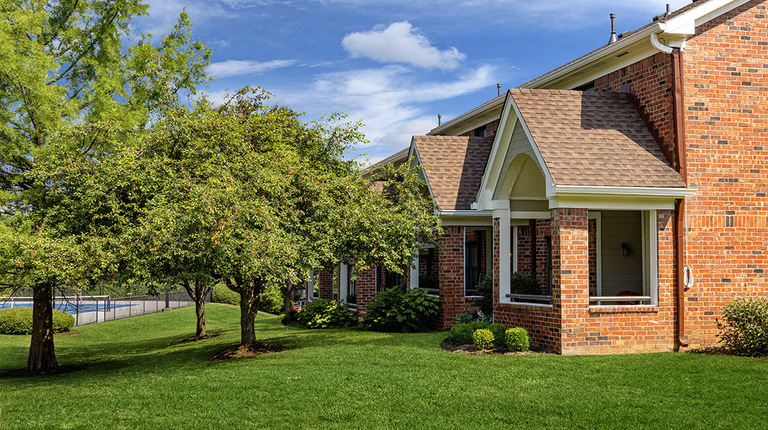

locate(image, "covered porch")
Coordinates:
477 89 693 354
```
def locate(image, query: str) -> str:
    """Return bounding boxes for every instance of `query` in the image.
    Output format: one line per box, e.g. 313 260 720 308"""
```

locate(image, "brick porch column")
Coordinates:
356 266 377 315
438 226 464 328
551 208 590 354
318 266 334 300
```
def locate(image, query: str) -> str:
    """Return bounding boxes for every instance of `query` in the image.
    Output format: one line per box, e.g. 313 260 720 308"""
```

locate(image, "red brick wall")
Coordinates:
514 220 552 292
679 0 768 346
460 119 500 138
438 226 480 328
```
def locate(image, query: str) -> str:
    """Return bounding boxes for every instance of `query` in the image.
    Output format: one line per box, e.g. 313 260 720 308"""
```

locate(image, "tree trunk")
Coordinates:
283 280 293 313
236 281 263 346
27 282 58 372
182 280 211 338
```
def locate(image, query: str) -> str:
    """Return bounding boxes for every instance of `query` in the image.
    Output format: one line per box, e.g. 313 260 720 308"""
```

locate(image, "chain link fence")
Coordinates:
0 290 210 326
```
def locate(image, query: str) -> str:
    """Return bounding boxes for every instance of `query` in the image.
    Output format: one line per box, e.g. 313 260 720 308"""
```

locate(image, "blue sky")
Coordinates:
138 0 690 163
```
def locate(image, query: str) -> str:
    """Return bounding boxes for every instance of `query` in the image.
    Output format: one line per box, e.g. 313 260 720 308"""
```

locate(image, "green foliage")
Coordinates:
467 321 490 332
297 298 356 329
212 284 239 306
506 327 531 352
472 275 494 315
717 297 768 357
445 323 474 346
510 272 541 295
0 308 74 335
277 310 298 325
488 323 508 347
444 321 491 346
260 283 283 315
362 287 440 332
454 310 492 324
472 329 495 350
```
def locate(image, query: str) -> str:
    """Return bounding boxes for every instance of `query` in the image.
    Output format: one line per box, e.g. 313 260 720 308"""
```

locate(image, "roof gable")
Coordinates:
411 136 493 211
509 89 685 189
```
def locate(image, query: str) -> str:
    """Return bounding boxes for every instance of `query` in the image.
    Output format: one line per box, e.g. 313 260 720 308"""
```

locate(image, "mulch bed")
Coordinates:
442 343 552 356
210 342 284 361
179 333 221 343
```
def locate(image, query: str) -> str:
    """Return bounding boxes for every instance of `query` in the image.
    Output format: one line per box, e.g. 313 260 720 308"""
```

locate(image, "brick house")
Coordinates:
314 0 768 354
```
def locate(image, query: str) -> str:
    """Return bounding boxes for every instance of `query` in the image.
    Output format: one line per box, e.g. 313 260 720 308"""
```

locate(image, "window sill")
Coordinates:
589 305 658 314
499 301 554 310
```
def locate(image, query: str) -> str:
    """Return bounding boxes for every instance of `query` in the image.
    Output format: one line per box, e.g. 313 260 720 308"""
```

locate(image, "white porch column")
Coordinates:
410 250 419 289
307 270 314 301
494 205 511 303
339 263 348 302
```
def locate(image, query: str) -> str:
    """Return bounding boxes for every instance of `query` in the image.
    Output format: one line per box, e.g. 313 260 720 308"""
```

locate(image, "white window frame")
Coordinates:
464 226 492 298
588 210 658 307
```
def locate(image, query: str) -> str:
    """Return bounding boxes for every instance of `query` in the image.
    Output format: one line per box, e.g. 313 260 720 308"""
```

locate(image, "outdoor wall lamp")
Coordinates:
621 242 631 257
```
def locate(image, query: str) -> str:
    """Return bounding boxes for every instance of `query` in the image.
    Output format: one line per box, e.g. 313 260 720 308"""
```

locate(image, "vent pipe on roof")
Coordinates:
497 83 501 97
608 13 617 44
437 114 441 126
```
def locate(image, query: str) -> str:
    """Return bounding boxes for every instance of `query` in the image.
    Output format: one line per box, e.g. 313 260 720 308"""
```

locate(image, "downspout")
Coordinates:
651 32 688 348
672 47 689 348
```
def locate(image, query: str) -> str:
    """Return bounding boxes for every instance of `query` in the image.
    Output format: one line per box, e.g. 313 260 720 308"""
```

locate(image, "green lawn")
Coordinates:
1 304 767 429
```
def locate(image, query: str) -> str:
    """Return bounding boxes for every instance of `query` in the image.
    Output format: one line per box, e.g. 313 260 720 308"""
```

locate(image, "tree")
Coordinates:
0 1 210 372
129 88 440 347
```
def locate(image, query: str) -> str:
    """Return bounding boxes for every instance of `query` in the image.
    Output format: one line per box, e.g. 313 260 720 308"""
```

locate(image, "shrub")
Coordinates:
211 284 239 305
510 272 541 295
277 310 298 325
454 310 492 325
466 320 489 332
362 287 440 332
445 323 474 346
473 329 494 350
505 327 530 352
488 323 507 347
717 297 768 356
472 275 494 315
296 298 356 329
0 307 75 335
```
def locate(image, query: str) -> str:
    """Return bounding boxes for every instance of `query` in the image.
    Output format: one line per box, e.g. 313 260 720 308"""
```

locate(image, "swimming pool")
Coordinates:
0 301 135 314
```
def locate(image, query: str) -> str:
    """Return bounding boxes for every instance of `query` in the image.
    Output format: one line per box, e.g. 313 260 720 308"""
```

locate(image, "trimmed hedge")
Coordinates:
473 329 494 350
488 323 508 347
506 327 530 352
0 307 75 335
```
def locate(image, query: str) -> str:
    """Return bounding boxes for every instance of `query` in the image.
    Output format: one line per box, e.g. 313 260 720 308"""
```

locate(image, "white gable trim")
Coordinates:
408 140 437 212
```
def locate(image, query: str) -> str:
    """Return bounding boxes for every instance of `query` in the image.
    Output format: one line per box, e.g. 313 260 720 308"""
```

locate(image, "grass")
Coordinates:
1 304 767 429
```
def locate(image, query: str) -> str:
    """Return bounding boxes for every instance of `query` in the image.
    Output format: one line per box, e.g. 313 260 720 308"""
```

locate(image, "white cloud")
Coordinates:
281 64 495 161
342 21 466 70
207 59 297 78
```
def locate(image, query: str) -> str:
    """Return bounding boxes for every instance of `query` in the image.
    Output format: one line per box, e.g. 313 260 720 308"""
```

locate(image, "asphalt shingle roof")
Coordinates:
509 89 685 188
412 136 493 210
